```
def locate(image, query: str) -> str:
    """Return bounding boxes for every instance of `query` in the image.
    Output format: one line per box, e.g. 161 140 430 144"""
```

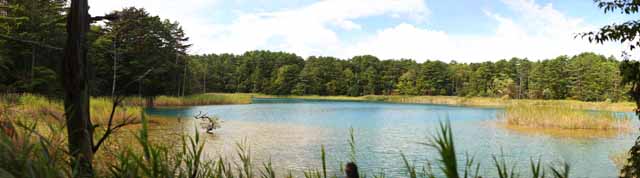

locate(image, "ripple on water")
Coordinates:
146 99 637 177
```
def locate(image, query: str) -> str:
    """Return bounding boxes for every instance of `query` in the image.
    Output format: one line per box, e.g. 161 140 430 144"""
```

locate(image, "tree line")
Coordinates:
0 2 190 98
0 1 629 102
187 51 627 102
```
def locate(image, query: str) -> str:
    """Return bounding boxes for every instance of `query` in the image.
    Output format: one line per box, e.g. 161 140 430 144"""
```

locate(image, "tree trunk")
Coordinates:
111 35 117 97
62 0 94 177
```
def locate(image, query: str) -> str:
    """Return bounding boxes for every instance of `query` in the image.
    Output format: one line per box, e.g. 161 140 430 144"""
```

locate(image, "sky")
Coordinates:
89 0 632 62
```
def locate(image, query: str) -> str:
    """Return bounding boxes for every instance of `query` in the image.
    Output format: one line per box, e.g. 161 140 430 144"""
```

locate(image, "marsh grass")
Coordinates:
258 94 635 113
0 113 579 178
126 93 254 107
0 94 592 178
502 103 632 130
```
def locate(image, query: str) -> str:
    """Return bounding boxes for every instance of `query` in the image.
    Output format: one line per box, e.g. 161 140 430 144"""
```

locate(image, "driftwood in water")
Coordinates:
193 111 221 134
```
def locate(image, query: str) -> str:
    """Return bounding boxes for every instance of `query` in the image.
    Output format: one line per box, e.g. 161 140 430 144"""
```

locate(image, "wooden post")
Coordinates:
62 0 94 177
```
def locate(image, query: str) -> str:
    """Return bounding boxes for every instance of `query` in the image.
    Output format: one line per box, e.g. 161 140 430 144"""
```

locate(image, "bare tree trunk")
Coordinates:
62 0 94 177
111 35 117 97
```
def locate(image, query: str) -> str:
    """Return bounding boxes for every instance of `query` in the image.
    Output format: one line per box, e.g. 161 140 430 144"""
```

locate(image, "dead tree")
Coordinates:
62 0 93 177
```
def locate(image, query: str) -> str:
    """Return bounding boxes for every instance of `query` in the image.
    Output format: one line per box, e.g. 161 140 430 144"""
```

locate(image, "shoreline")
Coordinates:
136 92 636 113
251 94 636 112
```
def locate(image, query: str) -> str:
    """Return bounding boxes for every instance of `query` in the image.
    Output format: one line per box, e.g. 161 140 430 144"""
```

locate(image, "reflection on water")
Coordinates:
146 99 638 177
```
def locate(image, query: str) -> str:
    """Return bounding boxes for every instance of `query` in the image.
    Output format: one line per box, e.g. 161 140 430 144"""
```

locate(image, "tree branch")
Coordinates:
0 34 63 51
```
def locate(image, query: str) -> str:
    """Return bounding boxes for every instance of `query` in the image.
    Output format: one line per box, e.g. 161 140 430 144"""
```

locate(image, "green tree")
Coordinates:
579 1 640 176
418 60 449 95
0 0 66 94
396 69 420 95
271 64 300 95
92 7 190 97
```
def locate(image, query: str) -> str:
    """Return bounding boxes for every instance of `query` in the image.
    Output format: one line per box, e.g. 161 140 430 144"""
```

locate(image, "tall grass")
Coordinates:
0 97 581 178
503 103 632 130
254 94 636 112
125 93 253 107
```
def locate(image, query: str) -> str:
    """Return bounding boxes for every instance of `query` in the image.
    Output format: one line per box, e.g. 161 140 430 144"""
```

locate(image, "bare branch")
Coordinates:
92 68 154 153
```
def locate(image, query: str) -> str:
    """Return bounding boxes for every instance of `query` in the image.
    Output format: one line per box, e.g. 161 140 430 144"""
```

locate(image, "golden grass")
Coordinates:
125 93 254 107
264 95 634 111
498 122 626 139
256 94 367 101
363 95 506 107
0 94 182 174
501 102 632 130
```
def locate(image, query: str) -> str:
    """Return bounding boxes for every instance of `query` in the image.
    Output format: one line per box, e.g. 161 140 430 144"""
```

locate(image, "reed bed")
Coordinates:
502 103 632 130
125 93 254 107
363 95 506 107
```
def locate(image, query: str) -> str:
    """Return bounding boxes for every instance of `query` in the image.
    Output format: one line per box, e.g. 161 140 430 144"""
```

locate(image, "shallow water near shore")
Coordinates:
146 98 638 177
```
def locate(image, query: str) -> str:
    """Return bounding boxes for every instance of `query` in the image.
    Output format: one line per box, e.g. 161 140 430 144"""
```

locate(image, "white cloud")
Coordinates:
89 0 625 62
205 0 429 57
344 0 624 62
344 23 453 60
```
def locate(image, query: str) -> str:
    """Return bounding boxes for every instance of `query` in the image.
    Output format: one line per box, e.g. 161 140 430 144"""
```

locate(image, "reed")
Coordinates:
502 102 632 130
125 93 253 107
254 94 636 112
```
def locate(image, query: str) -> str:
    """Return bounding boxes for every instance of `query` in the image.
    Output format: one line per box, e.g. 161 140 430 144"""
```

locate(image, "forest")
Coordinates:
0 1 629 103
4 0 640 178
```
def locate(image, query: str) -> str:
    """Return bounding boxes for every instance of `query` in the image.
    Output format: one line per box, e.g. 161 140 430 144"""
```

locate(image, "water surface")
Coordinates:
146 98 636 177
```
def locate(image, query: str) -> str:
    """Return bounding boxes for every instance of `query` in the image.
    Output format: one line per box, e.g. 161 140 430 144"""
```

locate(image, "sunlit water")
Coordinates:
145 98 637 177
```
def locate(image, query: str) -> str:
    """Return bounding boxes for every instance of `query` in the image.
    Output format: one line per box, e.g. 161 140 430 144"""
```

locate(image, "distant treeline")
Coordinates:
186 51 626 102
0 1 628 102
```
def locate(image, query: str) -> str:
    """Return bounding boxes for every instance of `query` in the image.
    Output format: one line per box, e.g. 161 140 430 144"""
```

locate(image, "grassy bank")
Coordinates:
125 93 255 106
254 94 635 112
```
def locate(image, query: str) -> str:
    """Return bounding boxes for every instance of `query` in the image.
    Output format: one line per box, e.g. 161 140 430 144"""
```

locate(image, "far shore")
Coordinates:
249 93 636 112
131 92 637 113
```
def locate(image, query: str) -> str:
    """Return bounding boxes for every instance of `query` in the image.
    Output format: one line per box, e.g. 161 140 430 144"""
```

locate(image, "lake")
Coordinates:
145 98 636 177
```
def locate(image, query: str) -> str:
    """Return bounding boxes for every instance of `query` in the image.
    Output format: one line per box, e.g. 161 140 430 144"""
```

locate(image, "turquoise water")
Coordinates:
146 98 636 177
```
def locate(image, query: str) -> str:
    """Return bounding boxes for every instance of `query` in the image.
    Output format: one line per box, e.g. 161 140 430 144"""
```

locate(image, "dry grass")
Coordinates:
0 94 149 173
363 95 506 107
125 93 254 106
501 102 632 130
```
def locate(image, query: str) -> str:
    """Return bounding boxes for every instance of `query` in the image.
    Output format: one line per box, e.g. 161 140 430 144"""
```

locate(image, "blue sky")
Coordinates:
91 0 630 62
